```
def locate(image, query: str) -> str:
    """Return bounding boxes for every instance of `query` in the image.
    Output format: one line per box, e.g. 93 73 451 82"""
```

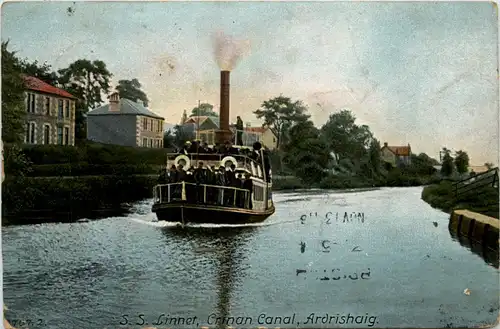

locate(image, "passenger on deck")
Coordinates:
206 165 216 204
187 140 199 153
179 142 190 155
262 147 271 182
243 172 253 209
173 164 186 199
194 162 206 203
251 142 262 161
220 141 238 155
168 165 178 183
216 166 226 205
201 142 212 154
185 168 195 202
236 116 244 145
236 173 245 207
157 167 168 184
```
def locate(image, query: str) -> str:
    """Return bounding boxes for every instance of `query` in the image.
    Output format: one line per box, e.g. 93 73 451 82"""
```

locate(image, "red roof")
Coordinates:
386 145 411 156
23 75 76 99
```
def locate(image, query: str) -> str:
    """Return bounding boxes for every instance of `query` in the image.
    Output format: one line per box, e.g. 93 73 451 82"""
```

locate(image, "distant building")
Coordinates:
380 142 412 167
23 76 77 146
87 92 165 148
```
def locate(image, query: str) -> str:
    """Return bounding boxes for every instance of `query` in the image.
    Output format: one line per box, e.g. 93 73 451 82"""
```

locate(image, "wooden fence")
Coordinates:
453 167 499 216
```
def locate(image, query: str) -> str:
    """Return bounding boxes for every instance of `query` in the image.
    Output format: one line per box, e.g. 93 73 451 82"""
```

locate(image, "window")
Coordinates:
150 119 153 131
149 139 153 148
64 127 69 145
58 100 64 119
159 139 163 148
27 93 36 113
26 122 36 144
57 127 63 145
65 100 70 118
253 185 264 201
45 97 51 115
143 118 147 130
158 120 163 132
143 138 147 147
43 125 50 144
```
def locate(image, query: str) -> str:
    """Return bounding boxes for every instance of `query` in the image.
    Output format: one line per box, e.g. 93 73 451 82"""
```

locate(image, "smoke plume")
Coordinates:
212 30 251 71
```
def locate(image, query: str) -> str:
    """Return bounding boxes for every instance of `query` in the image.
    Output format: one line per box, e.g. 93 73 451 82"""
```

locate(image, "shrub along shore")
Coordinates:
421 180 499 219
2 142 440 226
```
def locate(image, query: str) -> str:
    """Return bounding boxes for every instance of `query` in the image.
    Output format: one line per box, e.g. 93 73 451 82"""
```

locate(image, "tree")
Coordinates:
1 41 26 144
172 125 193 148
253 95 310 149
454 150 469 174
19 59 58 85
58 59 112 143
116 78 149 106
282 120 331 185
484 162 494 170
440 147 454 176
189 103 218 117
367 138 382 174
320 110 373 161
58 59 112 112
163 130 175 149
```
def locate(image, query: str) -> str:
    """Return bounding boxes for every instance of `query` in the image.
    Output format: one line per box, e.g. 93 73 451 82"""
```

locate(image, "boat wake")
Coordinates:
127 216 297 229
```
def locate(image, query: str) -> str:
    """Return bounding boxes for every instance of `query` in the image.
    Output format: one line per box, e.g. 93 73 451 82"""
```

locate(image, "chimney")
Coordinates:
220 71 230 131
383 142 388 147
215 70 232 144
109 92 120 112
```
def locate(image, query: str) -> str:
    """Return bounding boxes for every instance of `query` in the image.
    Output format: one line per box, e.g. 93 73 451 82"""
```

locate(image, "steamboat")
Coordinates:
151 70 275 224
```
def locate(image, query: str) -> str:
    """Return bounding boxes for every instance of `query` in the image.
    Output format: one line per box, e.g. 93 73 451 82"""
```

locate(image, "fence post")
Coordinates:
182 182 186 201
168 184 171 202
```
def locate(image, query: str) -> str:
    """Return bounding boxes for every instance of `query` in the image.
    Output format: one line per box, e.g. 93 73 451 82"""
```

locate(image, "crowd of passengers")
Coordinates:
157 140 272 209
158 161 254 208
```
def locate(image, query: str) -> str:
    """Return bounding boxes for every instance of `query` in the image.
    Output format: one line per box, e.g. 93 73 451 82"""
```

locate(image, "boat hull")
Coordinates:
152 202 275 224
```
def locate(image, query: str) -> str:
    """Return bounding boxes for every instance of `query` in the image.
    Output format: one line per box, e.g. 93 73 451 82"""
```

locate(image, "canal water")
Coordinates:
2 187 499 329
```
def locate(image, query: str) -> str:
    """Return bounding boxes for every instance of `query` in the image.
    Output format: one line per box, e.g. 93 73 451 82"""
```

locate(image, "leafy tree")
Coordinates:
58 59 112 112
3 144 32 177
19 59 58 85
367 138 382 175
282 120 331 185
453 150 469 174
1 41 26 144
320 110 373 161
172 124 193 148
189 103 218 117
484 162 494 170
440 147 454 176
116 78 149 106
253 95 310 149
58 59 112 143
163 130 175 149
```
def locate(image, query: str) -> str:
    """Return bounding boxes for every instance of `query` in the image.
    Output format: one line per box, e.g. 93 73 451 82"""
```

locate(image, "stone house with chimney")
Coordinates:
380 142 412 167
23 76 77 146
86 92 165 148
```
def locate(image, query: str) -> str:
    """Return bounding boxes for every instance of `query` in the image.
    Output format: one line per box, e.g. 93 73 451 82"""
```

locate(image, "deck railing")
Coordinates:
154 182 251 208
195 128 263 148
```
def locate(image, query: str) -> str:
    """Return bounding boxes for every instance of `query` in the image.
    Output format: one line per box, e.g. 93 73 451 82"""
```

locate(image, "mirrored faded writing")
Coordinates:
300 211 365 224
299 240 363 253
296 268 371 281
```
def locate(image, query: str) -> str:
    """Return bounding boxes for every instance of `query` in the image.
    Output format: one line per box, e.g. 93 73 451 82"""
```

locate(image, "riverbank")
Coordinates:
421 180 499 219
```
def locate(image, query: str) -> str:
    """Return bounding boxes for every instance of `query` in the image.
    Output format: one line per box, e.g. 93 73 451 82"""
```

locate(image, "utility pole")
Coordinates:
197 100 200 141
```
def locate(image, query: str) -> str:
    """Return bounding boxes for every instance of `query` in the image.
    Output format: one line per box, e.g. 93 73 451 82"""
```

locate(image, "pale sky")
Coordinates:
2 1 498 165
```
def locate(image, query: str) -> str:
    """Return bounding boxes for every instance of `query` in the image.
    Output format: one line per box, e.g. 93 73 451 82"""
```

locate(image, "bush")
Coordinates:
1 175 157 223
272 176 305 190
28 163 161 177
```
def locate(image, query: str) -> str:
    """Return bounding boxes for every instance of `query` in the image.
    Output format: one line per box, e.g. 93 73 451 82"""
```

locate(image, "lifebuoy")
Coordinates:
220 156 238 169
174 154 190 168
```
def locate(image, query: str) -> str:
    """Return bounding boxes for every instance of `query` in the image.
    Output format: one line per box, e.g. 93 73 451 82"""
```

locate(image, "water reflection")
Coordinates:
161 226 257 329
448 227 499 269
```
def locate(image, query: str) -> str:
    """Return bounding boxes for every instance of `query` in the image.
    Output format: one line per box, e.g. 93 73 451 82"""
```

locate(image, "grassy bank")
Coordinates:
421 180 499 219
2 175 157 225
